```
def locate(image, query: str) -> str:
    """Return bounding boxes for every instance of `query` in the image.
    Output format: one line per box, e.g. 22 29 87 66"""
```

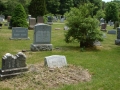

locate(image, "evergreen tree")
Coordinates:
28 0 46 18
11 3 28 27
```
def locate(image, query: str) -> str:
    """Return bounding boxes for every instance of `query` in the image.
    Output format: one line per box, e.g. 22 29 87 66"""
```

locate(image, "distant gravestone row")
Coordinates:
0 52 28 78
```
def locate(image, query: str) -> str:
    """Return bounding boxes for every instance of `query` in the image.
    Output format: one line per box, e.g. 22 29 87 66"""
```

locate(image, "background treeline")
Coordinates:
0 0 120 22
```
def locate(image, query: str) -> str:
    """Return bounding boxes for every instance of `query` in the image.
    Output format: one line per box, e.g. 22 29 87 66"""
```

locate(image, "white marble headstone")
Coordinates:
44 55 67 68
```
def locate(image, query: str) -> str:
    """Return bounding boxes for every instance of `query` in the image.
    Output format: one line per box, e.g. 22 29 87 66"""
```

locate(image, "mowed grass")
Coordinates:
0 22 120 90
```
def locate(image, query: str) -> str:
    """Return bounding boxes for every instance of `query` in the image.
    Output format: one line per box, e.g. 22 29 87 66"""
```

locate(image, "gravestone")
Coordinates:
37 16 44 23
107 30 116 34
0 17 4 23
52 16 57 22
31 23 52 51
108 20 114 26
64 26 69 30
44 55 67 68
29 18 36 29
114 21 119 29
93 40 101 46
47 16 53 25
0 15 5 19
60 18 64 23
115 27 120 45
7 16 11 22
0 52 28 78
100 18 104 25
27 15 31 21
10 27 29 39
101 23 107 31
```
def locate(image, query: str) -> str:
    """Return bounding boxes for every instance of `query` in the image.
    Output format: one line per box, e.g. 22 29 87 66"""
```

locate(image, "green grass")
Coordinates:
0 22 120 90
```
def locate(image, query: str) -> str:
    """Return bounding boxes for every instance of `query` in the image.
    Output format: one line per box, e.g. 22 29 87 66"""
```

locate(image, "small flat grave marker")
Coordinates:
107 30 116 34
44 55 67 68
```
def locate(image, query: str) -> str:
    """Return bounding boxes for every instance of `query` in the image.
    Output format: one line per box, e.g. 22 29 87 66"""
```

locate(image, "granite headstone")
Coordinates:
31 23 52 51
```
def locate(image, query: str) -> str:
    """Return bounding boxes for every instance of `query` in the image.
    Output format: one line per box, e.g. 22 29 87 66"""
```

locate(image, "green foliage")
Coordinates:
11 4 28 27
59 0 74 15
28 0 46 17
105 2 119 22
0 0 6 14
65 3 103 47
95 9 105 20
46 0 60 14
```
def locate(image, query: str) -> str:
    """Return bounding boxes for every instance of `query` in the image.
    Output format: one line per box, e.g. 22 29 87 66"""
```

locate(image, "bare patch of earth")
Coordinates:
0 63 91 90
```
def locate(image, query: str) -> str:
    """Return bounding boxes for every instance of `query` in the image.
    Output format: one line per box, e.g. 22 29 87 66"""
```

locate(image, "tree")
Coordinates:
58 0 73 15
95 9 105 20
11 4 28 27
0 0 6 14
28 0 46 18
89 0 102 16
105 2 119 23
46 0 60 14
65 3 103 48
3 0 18 18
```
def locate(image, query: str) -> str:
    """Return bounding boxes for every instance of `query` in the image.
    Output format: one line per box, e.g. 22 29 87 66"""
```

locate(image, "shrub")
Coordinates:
11 3 28 28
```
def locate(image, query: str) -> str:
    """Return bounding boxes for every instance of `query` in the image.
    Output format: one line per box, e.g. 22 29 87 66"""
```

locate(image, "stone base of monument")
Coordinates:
115 39 120 45
9 37 30 40
31 44 52 51
0 67 28 79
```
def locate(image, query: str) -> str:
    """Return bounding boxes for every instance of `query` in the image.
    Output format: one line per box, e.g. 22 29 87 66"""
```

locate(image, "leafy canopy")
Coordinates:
65 3 103 47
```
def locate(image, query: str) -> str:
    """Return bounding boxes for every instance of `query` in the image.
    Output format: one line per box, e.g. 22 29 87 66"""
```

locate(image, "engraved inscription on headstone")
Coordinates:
44 55 67 68
10 27 29 39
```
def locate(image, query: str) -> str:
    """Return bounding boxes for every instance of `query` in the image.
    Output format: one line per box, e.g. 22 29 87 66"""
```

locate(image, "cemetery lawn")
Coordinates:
0 22 120 90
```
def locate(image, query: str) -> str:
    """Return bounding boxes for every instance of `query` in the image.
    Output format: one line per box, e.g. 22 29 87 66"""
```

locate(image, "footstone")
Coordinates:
107 30 116 34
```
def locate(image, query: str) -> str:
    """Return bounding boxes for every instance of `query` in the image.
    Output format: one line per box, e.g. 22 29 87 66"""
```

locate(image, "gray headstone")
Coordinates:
117 27 120 39
15 52 27 68
29 18 36 29
60 18 64 23
34 23 51 44
93 40 101 46
10 27 29 39
115 27 120 45
0 17 4 23
107 30 116 34
31 23 52 51
2 53 15 70
100 18 104 25
47 16 53 25
0 52 28 78
64 26 69 30
44 55 67 68
0 15 5 19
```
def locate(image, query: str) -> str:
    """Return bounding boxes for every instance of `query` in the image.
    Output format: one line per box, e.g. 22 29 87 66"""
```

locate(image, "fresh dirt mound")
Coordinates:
0 63 91 90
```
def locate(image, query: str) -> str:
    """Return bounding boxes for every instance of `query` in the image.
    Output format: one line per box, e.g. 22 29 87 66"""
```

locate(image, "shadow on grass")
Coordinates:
53 45 102 52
